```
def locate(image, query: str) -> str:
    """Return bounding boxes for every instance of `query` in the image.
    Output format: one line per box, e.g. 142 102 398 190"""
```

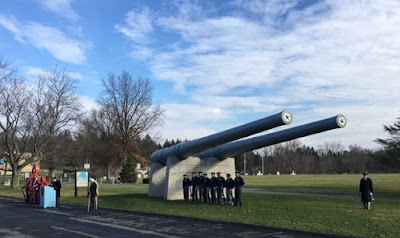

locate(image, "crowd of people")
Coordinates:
182 171 245 206
22 174 62 207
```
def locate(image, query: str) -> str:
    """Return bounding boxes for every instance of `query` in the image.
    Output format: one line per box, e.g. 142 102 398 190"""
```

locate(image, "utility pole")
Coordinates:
244 152 246 175
262 156 264 175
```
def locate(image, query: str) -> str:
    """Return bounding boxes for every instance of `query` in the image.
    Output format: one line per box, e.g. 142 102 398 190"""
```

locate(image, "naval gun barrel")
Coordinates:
151 110 293 165
196 114 346 159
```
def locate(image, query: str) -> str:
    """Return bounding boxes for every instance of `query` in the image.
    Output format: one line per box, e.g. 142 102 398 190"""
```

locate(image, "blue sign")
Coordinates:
0 158 4 164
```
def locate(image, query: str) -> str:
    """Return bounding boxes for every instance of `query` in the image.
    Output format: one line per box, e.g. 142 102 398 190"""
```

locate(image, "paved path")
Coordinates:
0 196 349 238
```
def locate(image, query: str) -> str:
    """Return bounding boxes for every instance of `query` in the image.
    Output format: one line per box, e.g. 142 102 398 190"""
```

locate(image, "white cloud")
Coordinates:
38 0 79 21
115 7 154 59
0 15 89 64
118 1 400 148
79 95 99 115
23 66 89 84
24 66 45 77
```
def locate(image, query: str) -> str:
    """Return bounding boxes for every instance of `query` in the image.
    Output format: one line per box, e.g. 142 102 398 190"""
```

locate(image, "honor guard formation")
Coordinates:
183 171 245 206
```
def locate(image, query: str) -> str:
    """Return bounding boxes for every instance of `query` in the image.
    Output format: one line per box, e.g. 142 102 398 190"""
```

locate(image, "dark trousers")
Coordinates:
217 186 224 205
199 187 203 202
192 186 198 201
203 187 209 203
183 187 189 201
35 190 40 204
226 188 233 205
89 196 97 211
211 187 217 204
234 187 242 206
25 189 30 203
56 196 60 207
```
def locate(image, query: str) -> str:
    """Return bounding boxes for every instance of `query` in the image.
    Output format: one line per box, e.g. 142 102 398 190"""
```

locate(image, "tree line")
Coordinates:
235 140 399 175
0 56 163 188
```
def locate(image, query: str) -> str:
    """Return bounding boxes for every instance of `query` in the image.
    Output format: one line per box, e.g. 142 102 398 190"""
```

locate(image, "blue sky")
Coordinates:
1 0 399 149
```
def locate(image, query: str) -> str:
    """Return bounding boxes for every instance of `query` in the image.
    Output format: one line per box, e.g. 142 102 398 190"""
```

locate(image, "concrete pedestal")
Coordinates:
148 162 167 197
164 156 235 200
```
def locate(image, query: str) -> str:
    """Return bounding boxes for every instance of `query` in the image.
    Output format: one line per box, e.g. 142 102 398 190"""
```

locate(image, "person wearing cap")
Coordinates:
225 174 235 206
359 172 374 209
202 173 210 203
198 172 204 202
216 172 226 205
191 172 199 201
209 172 218 204
51 177 62 207
234 171 245 207
88 177 98 211
182 174 191 201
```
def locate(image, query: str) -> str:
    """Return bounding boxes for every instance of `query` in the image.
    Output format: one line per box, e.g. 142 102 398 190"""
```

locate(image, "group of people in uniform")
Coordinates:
182 171 245 206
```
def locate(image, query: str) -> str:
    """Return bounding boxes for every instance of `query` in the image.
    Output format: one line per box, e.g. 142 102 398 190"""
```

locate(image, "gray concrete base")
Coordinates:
148 162 166 197
164 156 235 200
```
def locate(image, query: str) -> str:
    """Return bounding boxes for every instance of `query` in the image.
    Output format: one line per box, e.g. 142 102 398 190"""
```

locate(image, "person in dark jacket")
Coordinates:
234 171 245 206
225 174 235 206
182 174 191 201
191 172 199 201
51 177 62 207
198 172 204 202
216 172 225 205
209 172 218 204
202 173 210 203
359 171 373 209
89 177 98 211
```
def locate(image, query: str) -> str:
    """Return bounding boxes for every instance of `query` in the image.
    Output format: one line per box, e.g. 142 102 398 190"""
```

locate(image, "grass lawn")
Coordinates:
245 174 400 195
1 174 399 238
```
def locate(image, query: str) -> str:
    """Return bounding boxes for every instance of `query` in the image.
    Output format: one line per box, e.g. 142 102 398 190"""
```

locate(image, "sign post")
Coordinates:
74 169 88 197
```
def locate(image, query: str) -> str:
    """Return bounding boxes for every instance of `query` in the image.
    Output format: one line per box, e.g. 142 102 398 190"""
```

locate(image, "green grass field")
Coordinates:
1 174 399 238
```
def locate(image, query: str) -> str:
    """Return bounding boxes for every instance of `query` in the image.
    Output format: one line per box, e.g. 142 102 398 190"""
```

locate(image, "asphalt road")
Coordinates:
0 196 349 238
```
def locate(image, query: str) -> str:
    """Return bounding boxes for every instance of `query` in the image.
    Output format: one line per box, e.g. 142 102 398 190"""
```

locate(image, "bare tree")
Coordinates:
317 142 344 156
0 65 81 188
0 55 15 82
38 66 82 177
97 71 164 159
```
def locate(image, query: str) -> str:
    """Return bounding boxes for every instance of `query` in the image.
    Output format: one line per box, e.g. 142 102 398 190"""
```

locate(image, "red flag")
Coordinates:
32 163 37 177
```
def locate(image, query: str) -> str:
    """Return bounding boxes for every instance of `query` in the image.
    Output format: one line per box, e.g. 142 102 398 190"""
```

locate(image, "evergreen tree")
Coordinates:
375 116 400 168
119 158 137 183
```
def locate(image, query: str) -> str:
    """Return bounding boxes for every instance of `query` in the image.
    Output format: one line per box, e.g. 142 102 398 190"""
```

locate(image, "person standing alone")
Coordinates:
359 172 373 209
89 177 98 211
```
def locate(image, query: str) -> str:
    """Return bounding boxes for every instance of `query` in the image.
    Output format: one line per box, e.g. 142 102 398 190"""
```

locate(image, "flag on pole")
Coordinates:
32 163 37 177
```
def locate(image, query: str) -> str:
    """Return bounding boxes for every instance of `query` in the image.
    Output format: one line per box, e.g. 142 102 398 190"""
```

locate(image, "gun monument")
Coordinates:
149 111 346 200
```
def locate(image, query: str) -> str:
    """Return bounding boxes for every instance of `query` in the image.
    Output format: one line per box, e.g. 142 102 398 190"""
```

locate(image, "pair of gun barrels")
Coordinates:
151 111 346 165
